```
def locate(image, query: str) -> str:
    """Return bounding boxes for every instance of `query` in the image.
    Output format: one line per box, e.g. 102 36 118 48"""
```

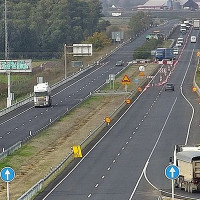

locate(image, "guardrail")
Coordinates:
0 141 22 161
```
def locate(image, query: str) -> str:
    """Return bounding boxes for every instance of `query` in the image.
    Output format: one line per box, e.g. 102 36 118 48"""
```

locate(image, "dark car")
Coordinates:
115 60 124 66
165 83 174 91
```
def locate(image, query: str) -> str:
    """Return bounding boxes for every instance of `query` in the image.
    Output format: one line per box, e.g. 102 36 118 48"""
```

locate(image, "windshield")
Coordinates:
34 92 49 97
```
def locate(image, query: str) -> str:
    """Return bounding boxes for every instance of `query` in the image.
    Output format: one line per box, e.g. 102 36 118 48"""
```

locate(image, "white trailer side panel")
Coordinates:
178 160 193 180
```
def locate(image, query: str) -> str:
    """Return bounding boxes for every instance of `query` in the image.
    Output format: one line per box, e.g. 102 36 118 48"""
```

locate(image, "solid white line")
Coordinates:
52 62 109 97
42 69 162 199
128 97 177 200
179 48 195 145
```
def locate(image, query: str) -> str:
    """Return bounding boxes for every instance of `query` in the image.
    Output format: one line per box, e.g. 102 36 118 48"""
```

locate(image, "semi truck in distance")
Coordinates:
155 48 174 61
33 82 52 107
173 145 200 193
193 19 200 30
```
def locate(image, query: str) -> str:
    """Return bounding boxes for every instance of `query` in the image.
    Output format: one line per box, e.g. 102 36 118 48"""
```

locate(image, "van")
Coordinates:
177 37 184 45
191 36 196 43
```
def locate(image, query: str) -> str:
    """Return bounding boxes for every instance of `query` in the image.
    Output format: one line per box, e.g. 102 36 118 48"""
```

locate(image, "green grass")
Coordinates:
81 96 102 107
0 144 35 170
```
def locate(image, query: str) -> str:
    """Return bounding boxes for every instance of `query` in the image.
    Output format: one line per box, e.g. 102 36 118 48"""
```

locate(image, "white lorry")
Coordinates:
173 145 200 193
193 19 200 30
33 82 52 107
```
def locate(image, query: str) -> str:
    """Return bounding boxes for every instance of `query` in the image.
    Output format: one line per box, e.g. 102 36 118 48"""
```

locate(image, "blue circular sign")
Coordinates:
165 165 180 180
1 167 15 182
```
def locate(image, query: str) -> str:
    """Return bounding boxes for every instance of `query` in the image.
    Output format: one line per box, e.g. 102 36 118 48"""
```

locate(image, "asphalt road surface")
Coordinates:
0 20 178 151
35 27 200 199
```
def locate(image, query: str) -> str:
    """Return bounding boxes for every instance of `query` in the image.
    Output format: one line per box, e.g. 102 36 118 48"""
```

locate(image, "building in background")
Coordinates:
136 0 199 10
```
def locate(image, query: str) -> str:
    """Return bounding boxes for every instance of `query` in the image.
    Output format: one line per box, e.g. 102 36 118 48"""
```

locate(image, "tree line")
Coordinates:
0 0 106 59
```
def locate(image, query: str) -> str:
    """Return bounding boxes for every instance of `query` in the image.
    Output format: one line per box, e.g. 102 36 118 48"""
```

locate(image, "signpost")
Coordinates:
72 146 82 158
165 165 180 200
109 74 115 90
0 59 32 107
64 44 92 79
1 167 15 200
121 75 130 92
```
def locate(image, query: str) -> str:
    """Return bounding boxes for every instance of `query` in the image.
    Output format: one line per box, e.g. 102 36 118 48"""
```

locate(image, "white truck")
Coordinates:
174 145 200 193
193 19 200 30
33 82 52 107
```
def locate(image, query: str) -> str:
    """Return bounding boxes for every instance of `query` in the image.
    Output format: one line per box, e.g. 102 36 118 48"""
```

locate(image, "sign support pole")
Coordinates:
7 182 9 200
172 180 174 200
7 71 11 107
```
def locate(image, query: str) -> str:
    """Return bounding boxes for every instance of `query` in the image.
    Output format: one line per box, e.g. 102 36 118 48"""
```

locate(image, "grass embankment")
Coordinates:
0 62 158 199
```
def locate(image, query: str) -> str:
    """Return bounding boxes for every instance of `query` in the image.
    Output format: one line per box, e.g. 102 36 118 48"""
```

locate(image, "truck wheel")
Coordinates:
189 183 193 193
185 182 188 192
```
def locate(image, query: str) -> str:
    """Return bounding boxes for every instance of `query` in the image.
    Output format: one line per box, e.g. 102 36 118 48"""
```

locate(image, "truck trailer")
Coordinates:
193 19 200 30
33 82 52 107
155 48 174 61
174 145 200 193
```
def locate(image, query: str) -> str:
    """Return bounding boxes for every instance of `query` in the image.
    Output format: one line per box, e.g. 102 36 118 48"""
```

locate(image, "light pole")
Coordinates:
64 44 67 79
5 0 12 108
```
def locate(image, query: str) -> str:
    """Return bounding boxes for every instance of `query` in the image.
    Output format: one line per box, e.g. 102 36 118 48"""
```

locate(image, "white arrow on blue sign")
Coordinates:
1 167 15 182
165 165 180 180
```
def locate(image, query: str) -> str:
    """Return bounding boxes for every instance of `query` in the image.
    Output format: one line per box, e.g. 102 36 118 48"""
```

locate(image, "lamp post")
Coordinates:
64 44 67 79
5 0 12 108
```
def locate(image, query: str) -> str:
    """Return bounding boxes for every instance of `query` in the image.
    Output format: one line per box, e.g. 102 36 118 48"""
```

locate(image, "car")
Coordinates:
173 47 179 55
115 60 124 66
175 42 182 47
191 36 196 43
165 83 174 91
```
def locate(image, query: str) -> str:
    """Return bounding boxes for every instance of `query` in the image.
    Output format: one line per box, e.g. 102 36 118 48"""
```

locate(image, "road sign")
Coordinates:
72 146 82 158
139 71 145 76
73 44 92 56
137 87 142 92
1 167 15 182
121 75 130 85
0 60 32 72
105 117 111 124
135 78 139 84
165 165 180 180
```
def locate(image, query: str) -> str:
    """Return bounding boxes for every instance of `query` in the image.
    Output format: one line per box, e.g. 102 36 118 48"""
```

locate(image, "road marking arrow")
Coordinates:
169 167 175 178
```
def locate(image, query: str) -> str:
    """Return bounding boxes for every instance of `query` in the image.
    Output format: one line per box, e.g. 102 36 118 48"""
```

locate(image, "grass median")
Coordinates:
0 62 159 199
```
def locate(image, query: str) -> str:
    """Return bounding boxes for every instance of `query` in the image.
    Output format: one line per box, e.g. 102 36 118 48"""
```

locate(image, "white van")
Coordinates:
191 36 196 43
177 37 184 46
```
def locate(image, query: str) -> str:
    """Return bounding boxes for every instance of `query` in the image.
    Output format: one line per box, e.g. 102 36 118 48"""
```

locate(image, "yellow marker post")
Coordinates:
125 99 131 104
197 51 200 57
73 145 82 158
138 87 142 92
192 86 197 92
105 117 111 125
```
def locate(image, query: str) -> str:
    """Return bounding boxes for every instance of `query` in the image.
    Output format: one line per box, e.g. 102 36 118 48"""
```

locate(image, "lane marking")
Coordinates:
129 97 177 200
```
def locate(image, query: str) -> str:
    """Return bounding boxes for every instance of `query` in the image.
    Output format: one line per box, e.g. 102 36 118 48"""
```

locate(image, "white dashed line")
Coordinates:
88 194 92 198
95 184 99 188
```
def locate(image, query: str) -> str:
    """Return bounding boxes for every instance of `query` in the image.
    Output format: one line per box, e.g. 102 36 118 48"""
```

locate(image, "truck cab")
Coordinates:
33 82 52 107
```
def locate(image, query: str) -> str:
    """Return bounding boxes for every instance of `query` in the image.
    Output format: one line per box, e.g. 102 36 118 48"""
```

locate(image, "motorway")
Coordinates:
0 20 177 151
34 27 200 200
